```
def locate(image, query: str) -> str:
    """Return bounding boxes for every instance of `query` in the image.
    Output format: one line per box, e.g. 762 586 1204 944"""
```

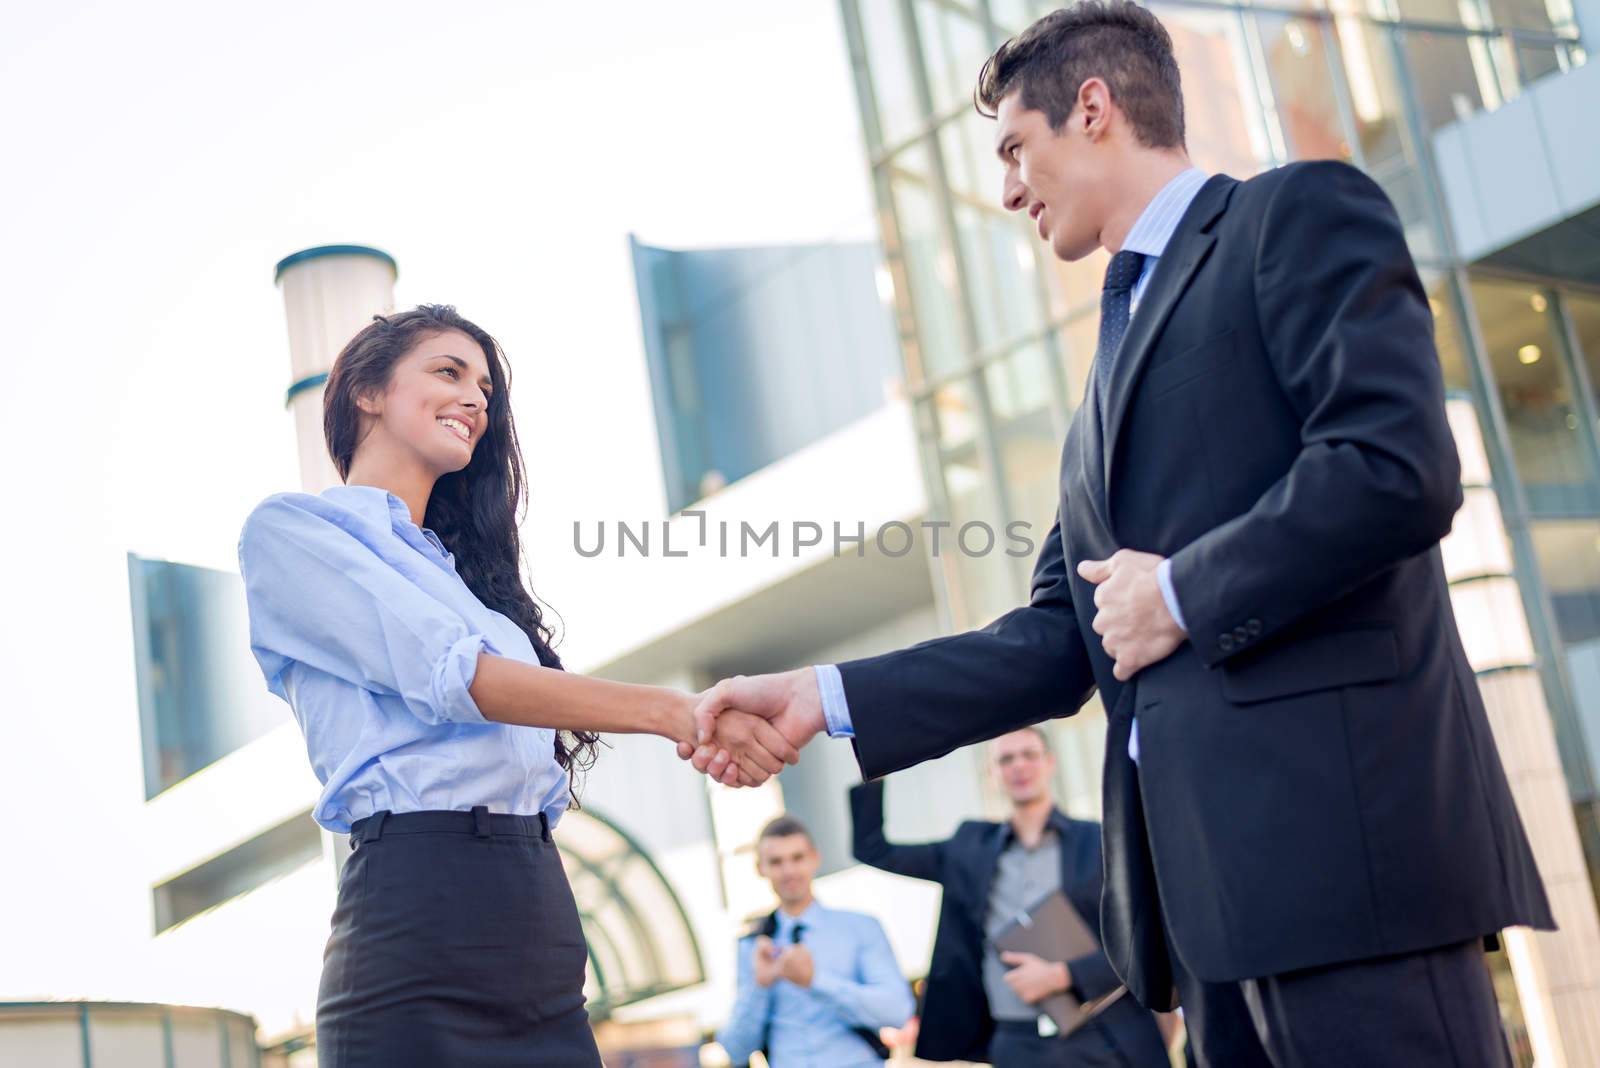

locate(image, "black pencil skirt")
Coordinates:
316 807 603 1067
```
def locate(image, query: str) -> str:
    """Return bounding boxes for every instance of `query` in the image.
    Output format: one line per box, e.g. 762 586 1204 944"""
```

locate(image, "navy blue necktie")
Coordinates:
1094 249 1147 424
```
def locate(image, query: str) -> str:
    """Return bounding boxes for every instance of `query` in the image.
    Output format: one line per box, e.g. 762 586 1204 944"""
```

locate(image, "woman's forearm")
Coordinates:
469 653 691 742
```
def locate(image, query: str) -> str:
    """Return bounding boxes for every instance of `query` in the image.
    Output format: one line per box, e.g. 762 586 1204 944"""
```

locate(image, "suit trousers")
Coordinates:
1169 925 1513 1067
989 1018 1149 1068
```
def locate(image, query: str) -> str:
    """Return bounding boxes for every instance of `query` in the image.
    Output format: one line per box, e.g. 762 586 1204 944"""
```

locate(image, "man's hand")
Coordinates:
676 669 827 786
1077 549 1184 681
753 937 781 988
999 951 1069 1005
775 943 814 988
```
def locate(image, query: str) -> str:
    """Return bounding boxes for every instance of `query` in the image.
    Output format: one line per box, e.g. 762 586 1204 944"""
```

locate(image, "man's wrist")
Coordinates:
1155 558 1188 634
1057 961 1072 995
812 664 854 738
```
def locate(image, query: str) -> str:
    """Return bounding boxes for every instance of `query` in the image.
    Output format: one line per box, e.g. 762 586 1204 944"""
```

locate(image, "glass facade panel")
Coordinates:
858 0 924 149
952 198 1046 350
1156 3 1272 176
128 555 288 799
1529 519 1600 802
1569 290 1600 422
1045 245 1111 324
913 0 995 120
891 147 969 382
1057 313 1100 409
1485 0 1574 33
1514 39 1567 85
1426 272 1474 393
988 343 1066 587
1256 12 1358 162
1402 29 1500 132
1333 18 1413 170
1472 276 1600 513
1393 0 1482 26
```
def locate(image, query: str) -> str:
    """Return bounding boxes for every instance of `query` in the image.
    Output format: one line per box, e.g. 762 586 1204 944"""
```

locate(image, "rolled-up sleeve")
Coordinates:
238 494 500 726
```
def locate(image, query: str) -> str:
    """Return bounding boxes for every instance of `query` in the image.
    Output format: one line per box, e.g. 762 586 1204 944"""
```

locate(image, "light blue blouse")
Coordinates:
237 484 569 833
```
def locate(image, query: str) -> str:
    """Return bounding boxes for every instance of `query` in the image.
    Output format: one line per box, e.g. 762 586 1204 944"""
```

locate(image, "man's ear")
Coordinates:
1078 77 1110 138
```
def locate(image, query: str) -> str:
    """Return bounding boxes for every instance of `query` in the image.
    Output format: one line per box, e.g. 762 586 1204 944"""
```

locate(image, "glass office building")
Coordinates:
838 0 1599 1061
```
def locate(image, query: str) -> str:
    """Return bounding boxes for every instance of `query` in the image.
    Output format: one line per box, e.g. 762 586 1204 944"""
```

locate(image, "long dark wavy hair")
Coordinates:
323 304 599 804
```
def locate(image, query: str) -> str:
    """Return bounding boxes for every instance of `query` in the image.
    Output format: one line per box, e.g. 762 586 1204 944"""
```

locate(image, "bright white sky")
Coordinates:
0 0 876 995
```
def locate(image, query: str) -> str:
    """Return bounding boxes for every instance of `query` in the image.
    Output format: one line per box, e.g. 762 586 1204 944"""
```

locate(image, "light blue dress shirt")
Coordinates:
818 168 1211 763
237 485 570 833
717 901 913 1068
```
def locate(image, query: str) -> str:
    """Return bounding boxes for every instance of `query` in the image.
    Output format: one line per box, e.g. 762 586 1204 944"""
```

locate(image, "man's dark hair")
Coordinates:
994 724 1053 753
975 0 1186 150
758 815 814 845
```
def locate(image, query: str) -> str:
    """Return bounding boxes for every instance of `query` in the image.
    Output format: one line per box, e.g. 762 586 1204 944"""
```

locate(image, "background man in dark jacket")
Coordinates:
851 728 1169 1068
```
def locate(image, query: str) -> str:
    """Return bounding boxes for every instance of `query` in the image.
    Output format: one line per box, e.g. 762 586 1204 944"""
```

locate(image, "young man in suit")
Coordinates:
851 727 1169 1067
687 2 1554 1063
716 815 914 1068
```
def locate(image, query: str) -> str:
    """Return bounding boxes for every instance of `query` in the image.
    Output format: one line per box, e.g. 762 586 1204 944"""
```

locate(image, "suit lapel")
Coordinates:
971 823 1012 928
1101 176 1236 505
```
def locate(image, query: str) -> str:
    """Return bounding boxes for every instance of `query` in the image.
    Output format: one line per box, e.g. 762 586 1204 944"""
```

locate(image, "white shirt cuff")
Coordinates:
813 664 854 738
1156 558 1187 634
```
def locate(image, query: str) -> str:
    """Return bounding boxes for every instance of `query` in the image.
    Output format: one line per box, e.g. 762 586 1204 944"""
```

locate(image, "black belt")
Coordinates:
994 1019 1054 1035
349 806 552 849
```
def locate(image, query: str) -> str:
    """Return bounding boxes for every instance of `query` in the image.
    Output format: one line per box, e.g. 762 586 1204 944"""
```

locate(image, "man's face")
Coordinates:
991 729 1056 807
995 86 1112 262
756 833 819 907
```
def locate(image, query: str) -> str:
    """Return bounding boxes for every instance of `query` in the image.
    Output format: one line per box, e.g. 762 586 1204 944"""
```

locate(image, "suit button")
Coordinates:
1247 618 1263 637
1233 626 1249 644
1219 633 1236 652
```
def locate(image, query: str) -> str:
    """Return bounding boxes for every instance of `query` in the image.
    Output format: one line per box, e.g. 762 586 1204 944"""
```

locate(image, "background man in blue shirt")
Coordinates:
716 816 913 1068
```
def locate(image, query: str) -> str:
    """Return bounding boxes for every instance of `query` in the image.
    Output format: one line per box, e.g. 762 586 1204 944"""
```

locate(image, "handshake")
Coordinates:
671 668 829 787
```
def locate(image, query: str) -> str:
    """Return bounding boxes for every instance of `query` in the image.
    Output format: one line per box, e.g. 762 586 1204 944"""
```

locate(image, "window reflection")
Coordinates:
1485 0 1575 34
987 344 1066 584
1426 272 1473 393
1402 29 1503 132
1057 313 1101 409
1470 276 1599 512
913 0 993 120
1256 13 1357 162
1567 290 1600 423
1155 3 1271 176
129 555 288 799
892 145 969 381
858 0 924 149
1529 520 1600 795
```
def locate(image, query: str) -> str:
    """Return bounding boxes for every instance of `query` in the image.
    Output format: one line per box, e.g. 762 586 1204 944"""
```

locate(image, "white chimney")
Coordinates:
274 245 398 492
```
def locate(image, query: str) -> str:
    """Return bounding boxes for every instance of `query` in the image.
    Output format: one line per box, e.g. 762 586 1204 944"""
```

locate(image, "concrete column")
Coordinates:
274 245 398 493
1443 400 1600 1067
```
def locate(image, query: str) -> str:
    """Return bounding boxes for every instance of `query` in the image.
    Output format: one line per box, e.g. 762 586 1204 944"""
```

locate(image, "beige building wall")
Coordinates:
1445 400 1600 1067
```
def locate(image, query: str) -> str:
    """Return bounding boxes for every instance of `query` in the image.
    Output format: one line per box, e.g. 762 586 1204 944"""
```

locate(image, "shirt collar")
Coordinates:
322 484 454 566
776 901 822 934
1001 811 1070 848
1119 166 1209 262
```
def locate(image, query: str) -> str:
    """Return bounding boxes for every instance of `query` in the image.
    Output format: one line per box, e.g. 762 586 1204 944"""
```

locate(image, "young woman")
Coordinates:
238 305 796 1066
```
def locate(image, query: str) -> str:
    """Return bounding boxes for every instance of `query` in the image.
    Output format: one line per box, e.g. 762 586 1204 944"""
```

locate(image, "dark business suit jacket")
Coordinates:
835 161 1553 1009
848 781 1167 1065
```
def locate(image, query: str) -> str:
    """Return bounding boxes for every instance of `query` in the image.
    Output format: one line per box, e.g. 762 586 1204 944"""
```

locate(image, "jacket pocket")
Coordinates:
1220 627 1400 704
